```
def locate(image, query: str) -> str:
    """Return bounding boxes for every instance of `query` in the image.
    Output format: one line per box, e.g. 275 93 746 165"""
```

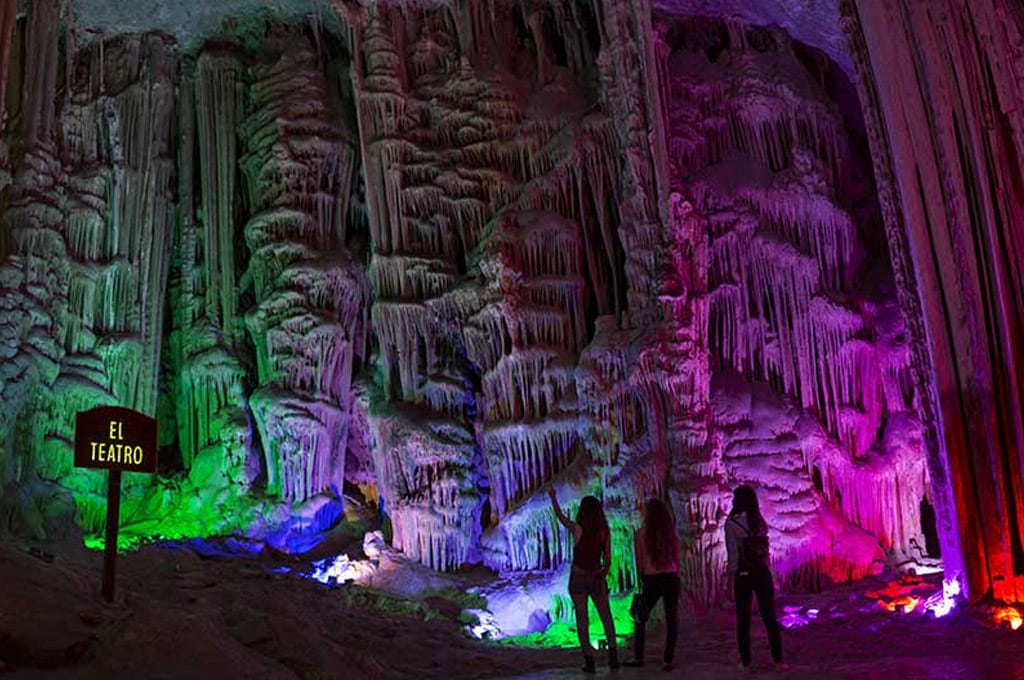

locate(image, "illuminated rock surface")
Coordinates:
1 0 1023 644
0 0 933 590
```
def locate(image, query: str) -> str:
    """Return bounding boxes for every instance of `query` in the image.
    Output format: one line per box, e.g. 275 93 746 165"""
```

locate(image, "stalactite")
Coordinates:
170 45 252 477
21 0 59 151
195 50 242 344
485 419 579 517
0 0 15 138
0 0 65 448
666 15 924 598
369 409 477 571
813 411 927 552
369 254 456 300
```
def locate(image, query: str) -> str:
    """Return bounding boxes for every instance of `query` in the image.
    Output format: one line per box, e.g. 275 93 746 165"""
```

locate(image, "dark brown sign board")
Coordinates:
74 405 158 473
74 405 158 602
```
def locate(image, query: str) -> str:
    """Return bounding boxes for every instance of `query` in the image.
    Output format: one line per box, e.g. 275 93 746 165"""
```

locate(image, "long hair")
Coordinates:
643 498 679 565
576 496 609 543
729 485 765 533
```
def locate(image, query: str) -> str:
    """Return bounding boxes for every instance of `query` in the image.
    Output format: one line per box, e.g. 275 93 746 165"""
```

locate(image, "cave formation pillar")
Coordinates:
842 0 1024 604
0 0 15 261
0 0 16 141
21 0 59 152
596 0 711 599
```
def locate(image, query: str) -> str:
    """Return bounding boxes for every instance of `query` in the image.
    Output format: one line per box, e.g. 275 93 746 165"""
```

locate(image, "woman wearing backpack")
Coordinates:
624 497 681 671
726 485 784 671
549 488 619 673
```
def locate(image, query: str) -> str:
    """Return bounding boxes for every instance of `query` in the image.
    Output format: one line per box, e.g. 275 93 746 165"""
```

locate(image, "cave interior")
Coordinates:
1 0 1024 653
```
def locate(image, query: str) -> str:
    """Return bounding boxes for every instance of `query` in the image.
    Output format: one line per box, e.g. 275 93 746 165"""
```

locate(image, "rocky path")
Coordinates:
2 537 1022 679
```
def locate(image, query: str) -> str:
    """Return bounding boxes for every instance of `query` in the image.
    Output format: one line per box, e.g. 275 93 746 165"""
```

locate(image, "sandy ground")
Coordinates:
2 536 1023 680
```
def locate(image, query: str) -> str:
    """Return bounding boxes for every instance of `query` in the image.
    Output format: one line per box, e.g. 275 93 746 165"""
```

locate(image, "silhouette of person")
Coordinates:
549 488 619 673
624 497 681 671
726 485 785 671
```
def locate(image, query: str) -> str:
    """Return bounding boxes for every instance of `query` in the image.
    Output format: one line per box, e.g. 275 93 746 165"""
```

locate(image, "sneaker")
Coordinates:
623 659 645 667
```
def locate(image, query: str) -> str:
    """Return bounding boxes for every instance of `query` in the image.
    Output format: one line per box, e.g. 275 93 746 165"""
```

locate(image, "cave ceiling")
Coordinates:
72 0 848 74
71 0 344 47
652 0 849 73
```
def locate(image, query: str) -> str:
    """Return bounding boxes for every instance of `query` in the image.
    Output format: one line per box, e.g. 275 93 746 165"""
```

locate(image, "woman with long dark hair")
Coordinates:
549 488 618 673
726 485 784 671
623 497 681 671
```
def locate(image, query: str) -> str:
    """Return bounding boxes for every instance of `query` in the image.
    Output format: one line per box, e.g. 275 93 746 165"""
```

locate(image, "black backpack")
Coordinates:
733 517 770 573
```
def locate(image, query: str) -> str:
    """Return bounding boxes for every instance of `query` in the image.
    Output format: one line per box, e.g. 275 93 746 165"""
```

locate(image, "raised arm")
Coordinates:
548 488 574 531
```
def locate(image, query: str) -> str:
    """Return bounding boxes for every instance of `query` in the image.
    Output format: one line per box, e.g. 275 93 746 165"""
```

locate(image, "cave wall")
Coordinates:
842 0 1024 605
0 0 179 534
0 0 944 607
0 1 370 545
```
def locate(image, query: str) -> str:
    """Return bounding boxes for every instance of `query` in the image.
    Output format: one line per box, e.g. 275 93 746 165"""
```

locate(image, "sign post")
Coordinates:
102 469 122 601
74 406 158 602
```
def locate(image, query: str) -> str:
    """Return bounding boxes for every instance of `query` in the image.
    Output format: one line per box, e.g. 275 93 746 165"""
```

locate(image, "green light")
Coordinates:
498 593 636 649
78 472 266 552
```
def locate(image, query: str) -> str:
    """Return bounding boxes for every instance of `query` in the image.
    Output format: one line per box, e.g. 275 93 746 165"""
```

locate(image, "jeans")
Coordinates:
633 572 681 663
734 567 782 666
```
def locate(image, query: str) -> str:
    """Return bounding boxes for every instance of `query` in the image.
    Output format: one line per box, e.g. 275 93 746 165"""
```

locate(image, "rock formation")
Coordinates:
4 0 1020 615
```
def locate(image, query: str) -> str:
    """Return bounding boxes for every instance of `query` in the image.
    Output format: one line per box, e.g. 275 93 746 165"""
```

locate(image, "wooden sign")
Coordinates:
74 405 158 602
74 406 158 473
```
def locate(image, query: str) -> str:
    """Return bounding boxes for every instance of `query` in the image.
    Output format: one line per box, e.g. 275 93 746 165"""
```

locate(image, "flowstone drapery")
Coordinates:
238 31 369 505
1 9 372 547
341 0 712 597
0 2 179 535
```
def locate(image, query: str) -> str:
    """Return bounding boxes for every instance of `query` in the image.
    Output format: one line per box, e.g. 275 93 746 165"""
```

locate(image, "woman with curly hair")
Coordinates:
624 497 681 671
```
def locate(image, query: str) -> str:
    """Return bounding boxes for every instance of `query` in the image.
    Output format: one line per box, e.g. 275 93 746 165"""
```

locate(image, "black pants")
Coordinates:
633 572 680 663
568 567 616 661
734 567 782 666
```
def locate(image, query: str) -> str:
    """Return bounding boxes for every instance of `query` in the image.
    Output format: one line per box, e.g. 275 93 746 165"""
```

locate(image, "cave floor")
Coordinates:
2 536 1022 680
